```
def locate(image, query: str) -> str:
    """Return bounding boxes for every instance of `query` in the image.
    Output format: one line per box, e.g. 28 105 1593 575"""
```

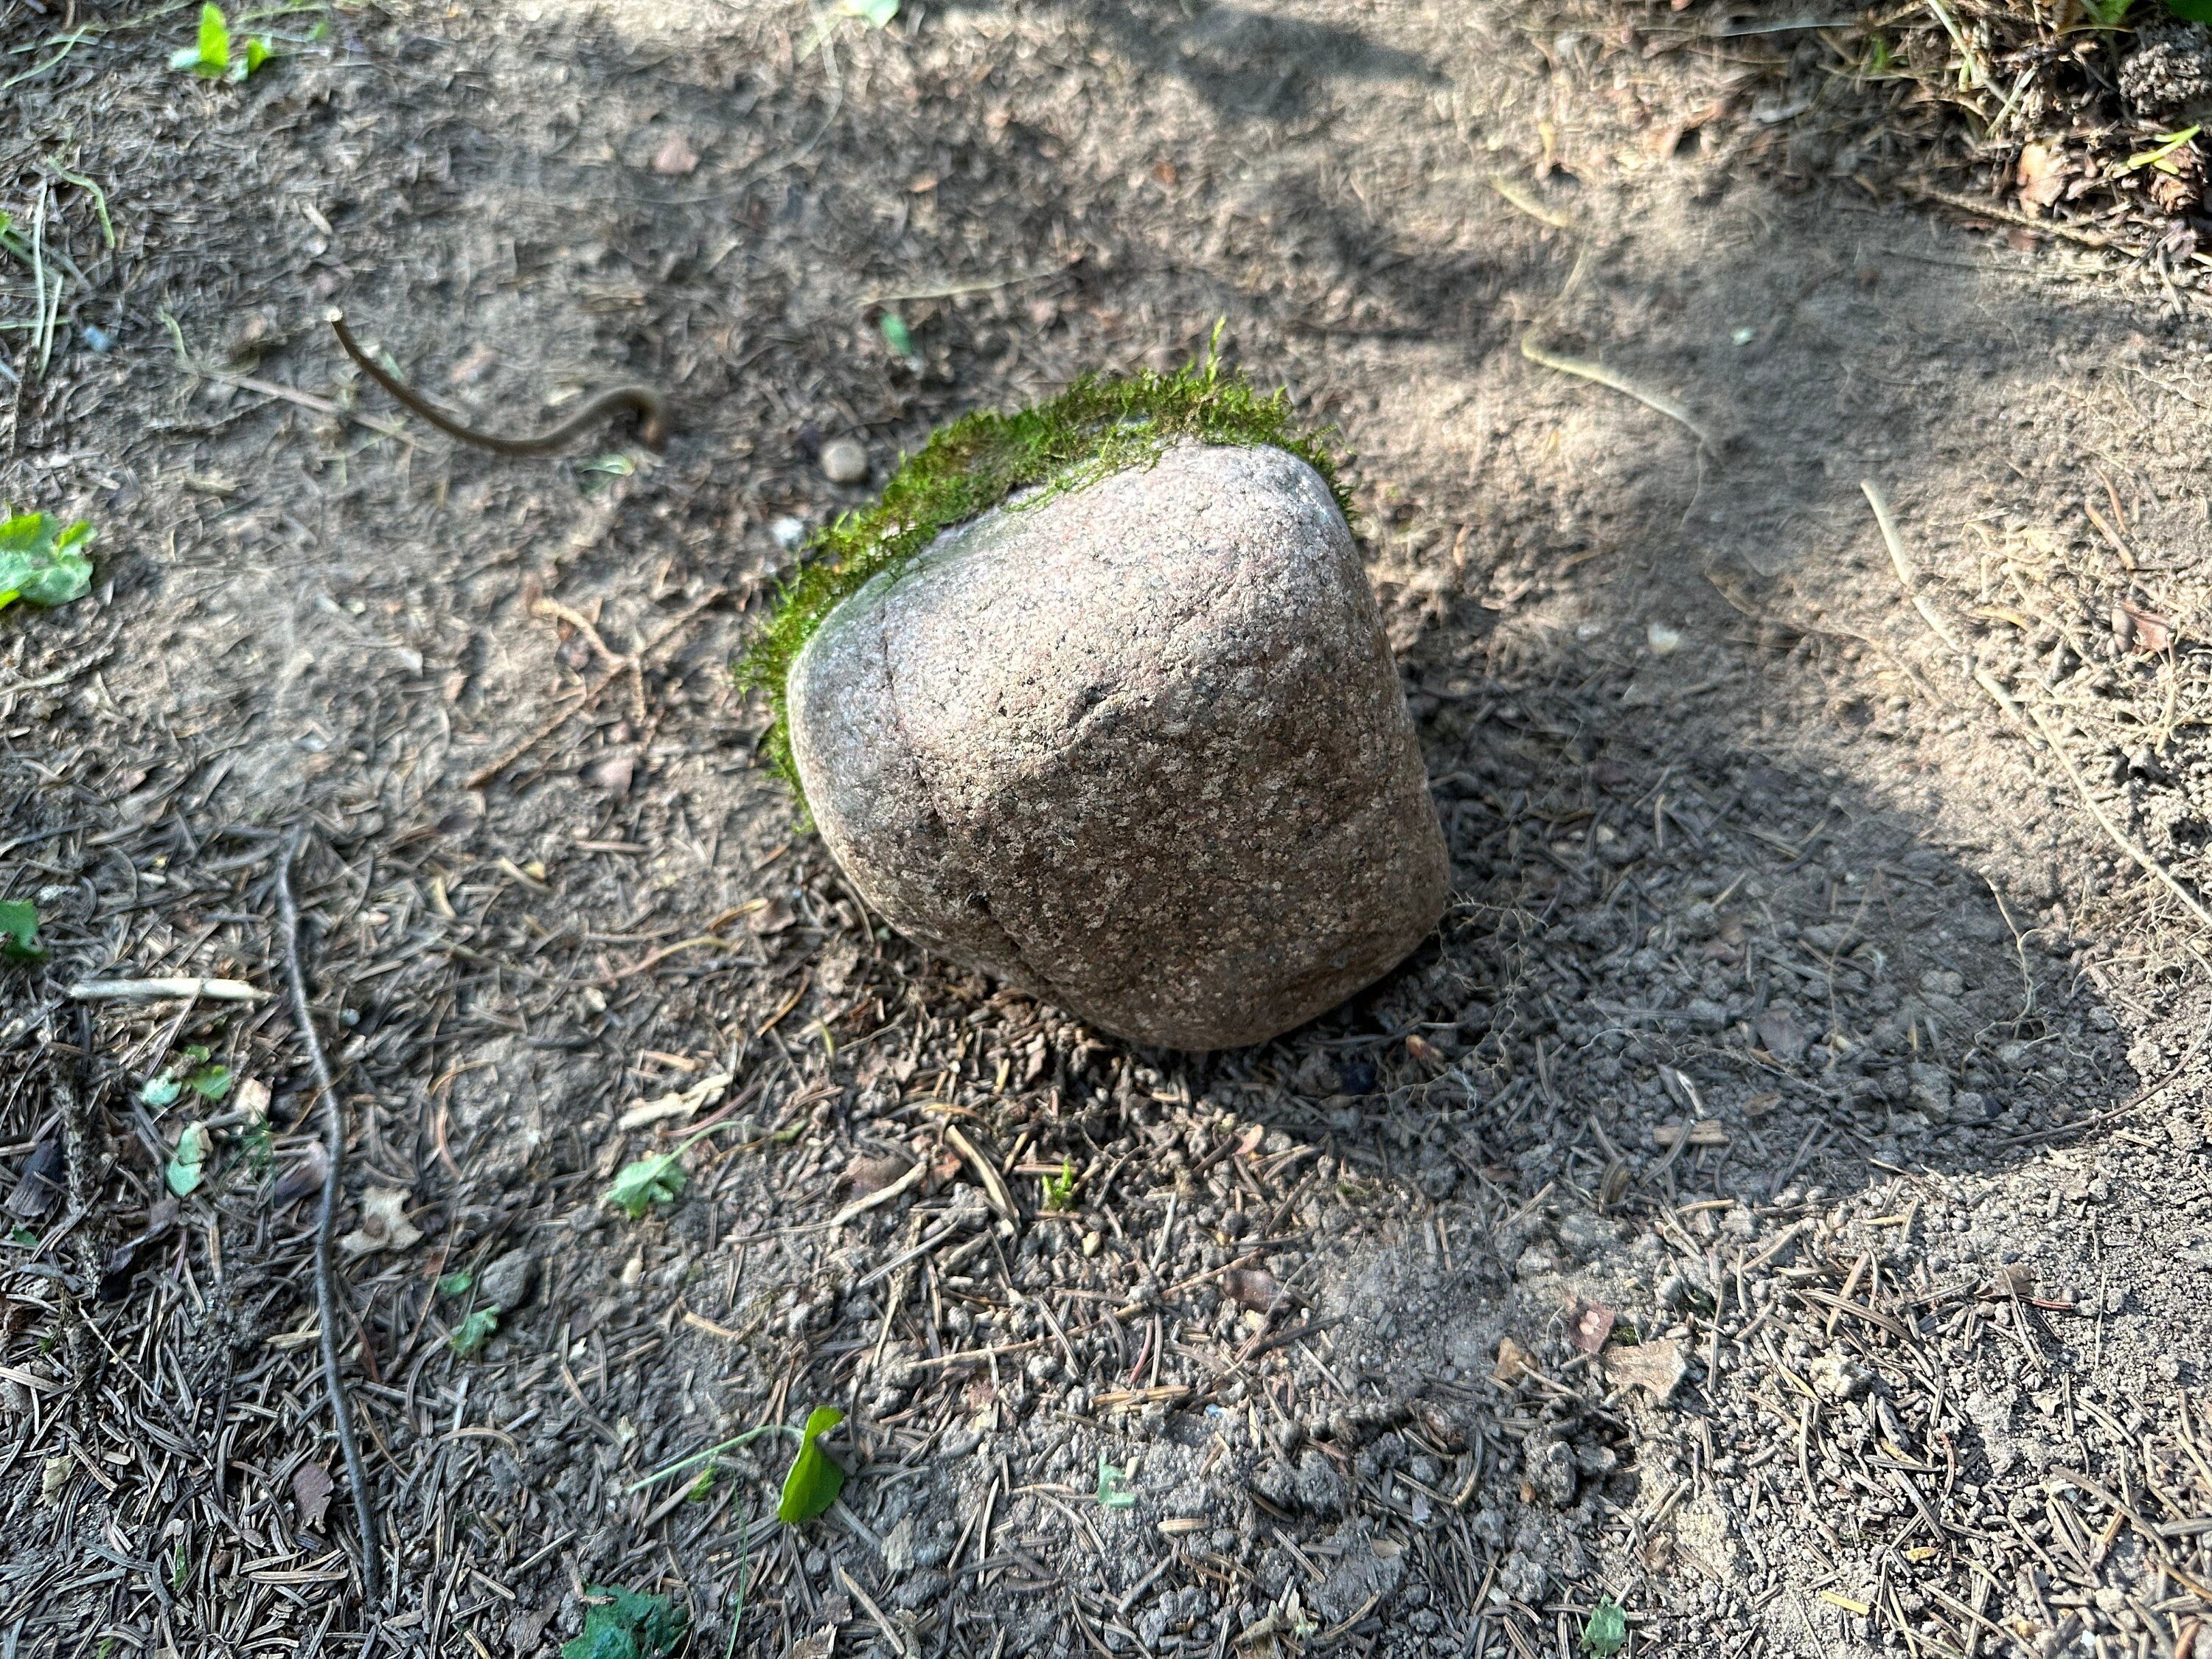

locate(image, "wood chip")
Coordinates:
944 1123 1017 1223
1653 1121 1728 1150
1604 1338 1688 1400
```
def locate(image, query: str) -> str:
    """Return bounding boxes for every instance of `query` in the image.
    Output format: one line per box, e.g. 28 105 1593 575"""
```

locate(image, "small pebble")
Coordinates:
820 437 869 485
479 1250 540 1312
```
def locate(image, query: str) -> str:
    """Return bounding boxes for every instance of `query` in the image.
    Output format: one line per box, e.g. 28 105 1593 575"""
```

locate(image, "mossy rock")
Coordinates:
777 437 1447 1051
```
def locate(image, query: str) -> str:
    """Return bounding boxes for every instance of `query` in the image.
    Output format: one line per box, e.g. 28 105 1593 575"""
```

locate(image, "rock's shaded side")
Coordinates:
786 440 1448 1050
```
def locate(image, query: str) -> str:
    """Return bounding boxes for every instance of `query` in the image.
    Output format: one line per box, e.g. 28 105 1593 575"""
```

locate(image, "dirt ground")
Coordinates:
10 1 2212 1656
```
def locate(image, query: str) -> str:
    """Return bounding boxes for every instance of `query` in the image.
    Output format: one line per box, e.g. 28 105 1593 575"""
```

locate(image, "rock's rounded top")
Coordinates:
787 439 1447 1050
735 349 1352 792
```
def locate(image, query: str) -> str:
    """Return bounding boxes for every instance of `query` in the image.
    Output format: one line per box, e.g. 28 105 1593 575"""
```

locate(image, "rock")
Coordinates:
786 441 1448 1049
1291 1447 1349 1516
1907 1062 1954 1121
479 1250 540 1312
1808 1352 1872 1402
881 1514 917 1575
1254 1457 1299 1509
1520 1435 1577 1506
1312 1523 1403 1622
2121 21 2212 114
820 437 869 485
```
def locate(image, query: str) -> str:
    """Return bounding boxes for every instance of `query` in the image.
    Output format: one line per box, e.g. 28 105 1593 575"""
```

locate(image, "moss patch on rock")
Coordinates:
736 341 1353 791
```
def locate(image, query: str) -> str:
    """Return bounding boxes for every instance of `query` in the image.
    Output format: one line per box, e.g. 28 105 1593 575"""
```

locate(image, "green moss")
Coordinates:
735 334 1353 794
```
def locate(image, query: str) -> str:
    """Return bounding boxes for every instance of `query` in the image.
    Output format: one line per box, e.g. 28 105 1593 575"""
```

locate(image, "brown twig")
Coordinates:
464 589 723 790
275 830 383 1610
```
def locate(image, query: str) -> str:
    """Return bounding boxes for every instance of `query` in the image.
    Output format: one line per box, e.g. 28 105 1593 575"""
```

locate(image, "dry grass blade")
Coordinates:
2023 701 2212 933
1863 480 1966 653
1519 330 1713 451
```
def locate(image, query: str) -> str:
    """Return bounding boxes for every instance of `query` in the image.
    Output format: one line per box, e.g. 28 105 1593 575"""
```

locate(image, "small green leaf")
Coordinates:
448 1306 500 1357
197 3 229 73
0 900 44 963
1581 1596 1628 1657
186 1064 233 1103
166 1123 212 1197
776 1405 847 1524
844 0 900 23
879 310 916 361
2159 0 2202 21
7 1225 36 1248
240 35 271 76
602 1150 686 1219
560 1586 687 1659
684 1467 714 1502
0 513 94 613
169 1541 189 1594
437 1272 474 1297
1042 1156 1077 1211
2127 125 2202 173
1096 1453 1135 1509
241 1117 273 1175
140 1075 183 1108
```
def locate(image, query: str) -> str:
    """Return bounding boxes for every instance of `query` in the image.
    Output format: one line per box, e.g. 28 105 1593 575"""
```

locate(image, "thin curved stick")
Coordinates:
276 830 383 1610
326 308 666 456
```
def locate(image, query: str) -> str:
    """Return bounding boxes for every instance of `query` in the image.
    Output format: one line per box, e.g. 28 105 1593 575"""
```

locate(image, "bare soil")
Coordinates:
8 4 2212 1658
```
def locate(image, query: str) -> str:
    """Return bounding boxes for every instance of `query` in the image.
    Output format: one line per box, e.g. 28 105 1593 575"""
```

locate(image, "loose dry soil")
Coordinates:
8 3 2212 1658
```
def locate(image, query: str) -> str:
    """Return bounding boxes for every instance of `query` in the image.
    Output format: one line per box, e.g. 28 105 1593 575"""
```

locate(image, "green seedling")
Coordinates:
448 1306 500 1357
171 4 271 81
1042 1156 1078 1211
1097 1453 1135 1509
166 1123 213 1197
603 1148 687 1219
1857 35 1909 80
576 453 635 496
2127 125 2201 173
776 1405 847 1523
627 1422 793 1495
8 1226 38 1248
2171 0 2212 20
1581 1597 1628 1656
141 1046 233 1109
684 1467 715 1502
879 309 918 363
602 1121 743 1219
799 0 898 58
0 900 45 963
240 1113 273 1175
0 512 93 613
437 1272 474 1297
169 1540 189 1594
737 324 1349 799
560 1585 687 1659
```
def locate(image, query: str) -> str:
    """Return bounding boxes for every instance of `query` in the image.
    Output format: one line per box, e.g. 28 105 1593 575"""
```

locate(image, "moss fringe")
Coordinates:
734 334 1353 794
